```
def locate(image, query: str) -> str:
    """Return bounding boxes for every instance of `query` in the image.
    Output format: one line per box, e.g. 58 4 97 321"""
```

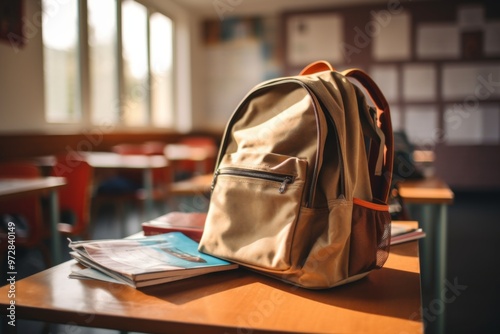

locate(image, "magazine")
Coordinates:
68 232 238 288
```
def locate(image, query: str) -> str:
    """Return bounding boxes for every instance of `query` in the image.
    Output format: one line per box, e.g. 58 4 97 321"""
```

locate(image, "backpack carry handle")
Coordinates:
300 60 335 75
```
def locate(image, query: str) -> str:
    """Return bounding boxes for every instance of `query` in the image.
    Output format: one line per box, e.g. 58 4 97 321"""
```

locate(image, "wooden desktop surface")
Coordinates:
0 176 67 264
0 223 423 334
169 173 213 196
398 176 454 205
0 177 66 200
82 151 169 169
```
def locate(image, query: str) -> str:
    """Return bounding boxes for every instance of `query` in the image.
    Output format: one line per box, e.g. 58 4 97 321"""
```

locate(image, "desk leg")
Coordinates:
49 189 62 264
143 168 154 220
419 203 447 334
436 204 448 334
195 159 206 175
420 204 433 291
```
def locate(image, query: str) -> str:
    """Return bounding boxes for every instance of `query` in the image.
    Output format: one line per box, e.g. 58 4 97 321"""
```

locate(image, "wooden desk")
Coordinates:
398 176 454 334
0 177 67 264
0 226 423 334
398 177 454 205
169 173 212 196
83 152 169 220
164 144 216 175
168 174 212 212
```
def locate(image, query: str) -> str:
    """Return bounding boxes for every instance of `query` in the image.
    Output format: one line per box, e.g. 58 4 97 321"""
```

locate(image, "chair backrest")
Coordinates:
51 157 93 237
0 161 44 247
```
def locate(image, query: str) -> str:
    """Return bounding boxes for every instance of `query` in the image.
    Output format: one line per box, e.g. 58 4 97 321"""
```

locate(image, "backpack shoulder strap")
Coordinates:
341 68 394 202
298 62 394 202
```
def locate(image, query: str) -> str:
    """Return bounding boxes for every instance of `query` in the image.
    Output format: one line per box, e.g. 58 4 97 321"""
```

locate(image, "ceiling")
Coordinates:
173 0 386 17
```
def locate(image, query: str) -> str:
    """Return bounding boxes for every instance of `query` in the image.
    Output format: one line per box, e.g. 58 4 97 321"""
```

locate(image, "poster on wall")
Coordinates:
286 13 343 67
0 0 25 48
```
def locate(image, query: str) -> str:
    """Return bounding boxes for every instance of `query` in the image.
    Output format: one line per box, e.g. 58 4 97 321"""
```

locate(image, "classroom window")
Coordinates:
122 0 149 126
42 0 176 129
42 0 80 123
150 12 174 127
88 0 119 125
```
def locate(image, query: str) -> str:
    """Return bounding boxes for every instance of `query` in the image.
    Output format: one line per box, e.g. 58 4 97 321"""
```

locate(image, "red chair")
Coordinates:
0 161 50 265
50 156 94 239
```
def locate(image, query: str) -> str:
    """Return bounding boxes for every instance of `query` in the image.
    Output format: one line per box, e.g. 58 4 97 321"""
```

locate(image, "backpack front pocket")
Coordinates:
199 152 307 271
213 168 295 194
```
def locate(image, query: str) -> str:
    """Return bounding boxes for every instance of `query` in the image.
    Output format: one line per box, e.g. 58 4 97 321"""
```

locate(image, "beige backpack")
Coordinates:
199 61 394 289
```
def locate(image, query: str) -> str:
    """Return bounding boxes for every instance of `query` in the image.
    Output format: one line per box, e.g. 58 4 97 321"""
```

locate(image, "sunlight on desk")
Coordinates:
0 223 423 334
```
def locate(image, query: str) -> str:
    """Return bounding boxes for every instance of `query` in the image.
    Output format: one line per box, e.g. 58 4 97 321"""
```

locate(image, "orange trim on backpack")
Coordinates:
353 197 389 211
300 60 335 75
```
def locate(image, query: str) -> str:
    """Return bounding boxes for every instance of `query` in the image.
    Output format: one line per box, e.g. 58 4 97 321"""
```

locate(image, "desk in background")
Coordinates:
0 221 423 334
164 143 217 180
0 177 66 264
36 153 170 221
168 173 212 212
398 176 454 334
82 152 169 220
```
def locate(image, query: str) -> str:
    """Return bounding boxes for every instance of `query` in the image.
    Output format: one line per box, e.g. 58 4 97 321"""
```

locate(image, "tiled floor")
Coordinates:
2 191 500 334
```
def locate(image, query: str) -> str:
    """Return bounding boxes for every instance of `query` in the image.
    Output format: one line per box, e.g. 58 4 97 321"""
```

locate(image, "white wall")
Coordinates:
0 0 46 133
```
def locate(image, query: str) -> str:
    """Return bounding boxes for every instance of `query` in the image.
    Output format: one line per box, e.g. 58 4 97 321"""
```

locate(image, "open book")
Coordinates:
68 232 237 288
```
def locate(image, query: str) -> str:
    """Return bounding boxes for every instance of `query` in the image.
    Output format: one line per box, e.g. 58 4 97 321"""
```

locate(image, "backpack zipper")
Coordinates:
211 168 295 194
